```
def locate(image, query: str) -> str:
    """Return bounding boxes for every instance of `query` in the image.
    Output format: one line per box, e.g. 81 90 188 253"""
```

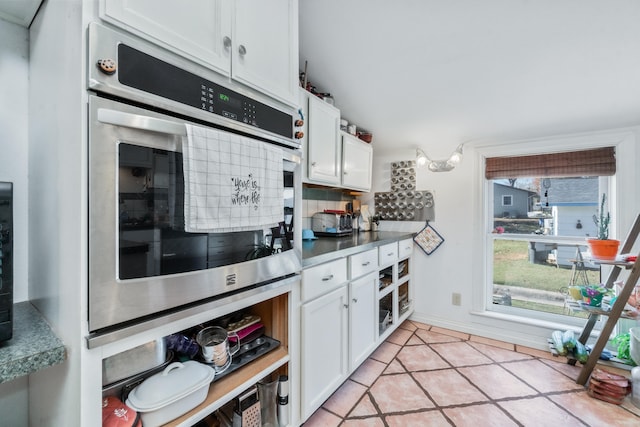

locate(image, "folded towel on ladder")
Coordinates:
183 124 283 233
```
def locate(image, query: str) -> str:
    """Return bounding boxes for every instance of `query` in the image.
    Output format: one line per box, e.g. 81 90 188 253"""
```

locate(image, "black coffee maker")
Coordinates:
0 182 13 342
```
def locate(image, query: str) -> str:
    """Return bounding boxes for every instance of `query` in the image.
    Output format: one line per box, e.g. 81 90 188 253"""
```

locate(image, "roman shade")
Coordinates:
485 147 616 179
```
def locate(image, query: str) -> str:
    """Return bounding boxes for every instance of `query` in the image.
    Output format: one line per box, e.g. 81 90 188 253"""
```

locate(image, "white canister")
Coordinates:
347 124 357 135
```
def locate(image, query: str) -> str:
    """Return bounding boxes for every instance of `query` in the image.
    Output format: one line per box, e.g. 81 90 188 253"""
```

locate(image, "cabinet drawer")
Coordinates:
378 242 398 266
302 258 348 302
398 238 413 259
349 249 378 279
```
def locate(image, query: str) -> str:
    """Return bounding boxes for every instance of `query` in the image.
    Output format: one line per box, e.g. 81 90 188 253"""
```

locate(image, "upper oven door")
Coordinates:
88 95 301 333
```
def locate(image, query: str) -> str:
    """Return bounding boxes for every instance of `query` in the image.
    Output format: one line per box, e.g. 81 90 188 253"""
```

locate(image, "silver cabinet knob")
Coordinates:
352 298 358 303
322 274 334 281
223 36 231 49
238 44 247 56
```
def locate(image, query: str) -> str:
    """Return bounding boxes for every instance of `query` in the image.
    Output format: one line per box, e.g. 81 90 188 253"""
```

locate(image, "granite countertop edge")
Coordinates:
302 231 415 268
0 301 66 384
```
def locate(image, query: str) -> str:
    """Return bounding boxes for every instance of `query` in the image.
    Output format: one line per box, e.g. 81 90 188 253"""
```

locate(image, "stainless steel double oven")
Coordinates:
87 23 301 343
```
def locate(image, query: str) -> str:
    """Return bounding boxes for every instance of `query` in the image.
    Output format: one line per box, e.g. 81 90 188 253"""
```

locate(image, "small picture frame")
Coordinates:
413 223 444 255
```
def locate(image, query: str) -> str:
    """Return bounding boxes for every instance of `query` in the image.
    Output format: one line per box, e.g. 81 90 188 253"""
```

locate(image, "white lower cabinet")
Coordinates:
301 285 349 419
348 272 378 370
300 239 414 423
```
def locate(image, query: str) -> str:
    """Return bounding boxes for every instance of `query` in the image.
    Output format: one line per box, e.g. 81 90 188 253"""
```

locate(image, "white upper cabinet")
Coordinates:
100 0 299 106
341 132 372 192
304 91 342 185
300 90 373 191
231 0 299 106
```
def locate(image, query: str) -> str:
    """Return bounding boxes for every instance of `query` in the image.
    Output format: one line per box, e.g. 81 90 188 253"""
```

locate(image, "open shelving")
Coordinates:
572 213 640 385
377 244 413 339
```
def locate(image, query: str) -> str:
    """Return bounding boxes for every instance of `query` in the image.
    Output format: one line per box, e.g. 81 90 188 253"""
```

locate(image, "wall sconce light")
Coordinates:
416 144 464 172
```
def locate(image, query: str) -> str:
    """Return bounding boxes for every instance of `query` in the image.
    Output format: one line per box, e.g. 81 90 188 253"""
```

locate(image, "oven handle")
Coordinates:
97 108 301 163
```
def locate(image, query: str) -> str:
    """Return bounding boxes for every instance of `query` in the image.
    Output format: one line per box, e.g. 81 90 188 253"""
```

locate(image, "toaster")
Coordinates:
312 212 353 236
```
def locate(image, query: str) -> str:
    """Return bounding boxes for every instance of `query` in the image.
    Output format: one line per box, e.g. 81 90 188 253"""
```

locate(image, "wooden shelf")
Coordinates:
574 213 640 385
163 346 289 426
564 298 638 320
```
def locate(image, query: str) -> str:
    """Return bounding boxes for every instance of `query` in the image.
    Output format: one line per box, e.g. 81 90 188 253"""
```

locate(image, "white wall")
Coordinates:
0 18 29 303
369 129 640 350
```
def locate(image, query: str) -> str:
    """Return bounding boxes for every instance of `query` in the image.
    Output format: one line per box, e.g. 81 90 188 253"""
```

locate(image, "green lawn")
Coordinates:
493 240 600 292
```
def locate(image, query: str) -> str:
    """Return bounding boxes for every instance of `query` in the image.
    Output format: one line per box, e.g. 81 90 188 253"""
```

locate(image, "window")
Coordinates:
485 147 616 325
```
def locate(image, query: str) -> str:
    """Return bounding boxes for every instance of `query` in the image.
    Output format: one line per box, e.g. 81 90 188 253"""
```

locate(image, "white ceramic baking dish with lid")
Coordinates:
126 360 215 427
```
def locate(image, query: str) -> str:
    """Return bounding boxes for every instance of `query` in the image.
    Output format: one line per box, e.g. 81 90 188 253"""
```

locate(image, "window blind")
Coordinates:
485 147 615 179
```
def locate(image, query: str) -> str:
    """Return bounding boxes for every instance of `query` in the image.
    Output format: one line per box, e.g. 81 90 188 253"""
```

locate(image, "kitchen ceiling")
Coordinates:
299 0 640 156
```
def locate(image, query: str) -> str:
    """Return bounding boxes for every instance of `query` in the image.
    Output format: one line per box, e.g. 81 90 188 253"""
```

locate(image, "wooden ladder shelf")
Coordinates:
575 212 640 385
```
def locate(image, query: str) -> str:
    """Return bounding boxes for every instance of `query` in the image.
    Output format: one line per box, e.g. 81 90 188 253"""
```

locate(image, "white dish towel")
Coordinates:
183 124 284 233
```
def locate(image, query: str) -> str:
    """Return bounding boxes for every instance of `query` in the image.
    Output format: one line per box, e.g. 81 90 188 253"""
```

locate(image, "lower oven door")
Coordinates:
88 95 301 333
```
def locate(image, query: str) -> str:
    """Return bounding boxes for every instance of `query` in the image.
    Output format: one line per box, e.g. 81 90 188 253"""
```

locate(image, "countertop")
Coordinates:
302 231 415 267
0 302 66 383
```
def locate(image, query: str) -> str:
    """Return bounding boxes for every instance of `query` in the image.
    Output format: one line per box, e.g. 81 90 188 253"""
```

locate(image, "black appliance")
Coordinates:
0 182 13 342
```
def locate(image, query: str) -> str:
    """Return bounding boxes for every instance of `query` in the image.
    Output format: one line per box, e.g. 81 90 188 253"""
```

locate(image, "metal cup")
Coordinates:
196 326 240 371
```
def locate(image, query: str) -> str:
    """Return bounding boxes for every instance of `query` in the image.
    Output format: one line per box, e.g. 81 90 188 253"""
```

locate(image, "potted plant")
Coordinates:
587 193 620 260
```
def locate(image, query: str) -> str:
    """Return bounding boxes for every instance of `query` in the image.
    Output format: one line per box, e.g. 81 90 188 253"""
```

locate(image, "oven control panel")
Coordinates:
112 44 294 140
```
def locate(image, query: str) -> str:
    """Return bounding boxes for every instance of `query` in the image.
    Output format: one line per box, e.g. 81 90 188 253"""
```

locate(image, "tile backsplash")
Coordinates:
302 199 351 229
302 186 356 230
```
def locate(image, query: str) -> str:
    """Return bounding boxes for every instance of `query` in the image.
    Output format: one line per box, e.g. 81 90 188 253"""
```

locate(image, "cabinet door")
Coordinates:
349 272 377 370
342 133 373 191
100 0 231 76
307 95 341 185
301 286 349 418
231 0 299 106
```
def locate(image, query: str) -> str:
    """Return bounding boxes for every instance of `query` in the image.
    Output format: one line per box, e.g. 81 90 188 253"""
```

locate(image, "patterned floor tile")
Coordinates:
341 417 385 427
468 335 516 351
385 410 451 426
369 373 435 413
369 341 401 364
350 358 388 387
430 341 494 367
383 359 405 374
458 364 537 399
396 344 450 371
502 359 584 393
302 328 640 427
430 326 470 340
303 408 342 427
412 369 488 406
347 393 378 418
322 380 368 417
385 327 413 346
468 341 533 362
414 328 461 344
443 403 519 427
549 391 640 427
498 396 584 427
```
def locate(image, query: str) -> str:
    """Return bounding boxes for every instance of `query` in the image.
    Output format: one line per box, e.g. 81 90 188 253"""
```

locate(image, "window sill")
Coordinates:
469 308 588 332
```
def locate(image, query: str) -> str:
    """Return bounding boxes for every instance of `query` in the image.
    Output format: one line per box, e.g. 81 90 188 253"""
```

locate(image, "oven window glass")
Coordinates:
118 143 294 279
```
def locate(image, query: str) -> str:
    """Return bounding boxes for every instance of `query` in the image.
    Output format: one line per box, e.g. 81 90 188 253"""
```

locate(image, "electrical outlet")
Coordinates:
452 292 461 306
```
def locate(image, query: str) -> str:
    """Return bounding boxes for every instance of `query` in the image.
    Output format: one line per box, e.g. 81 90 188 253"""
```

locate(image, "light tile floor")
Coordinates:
303 320 640 426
